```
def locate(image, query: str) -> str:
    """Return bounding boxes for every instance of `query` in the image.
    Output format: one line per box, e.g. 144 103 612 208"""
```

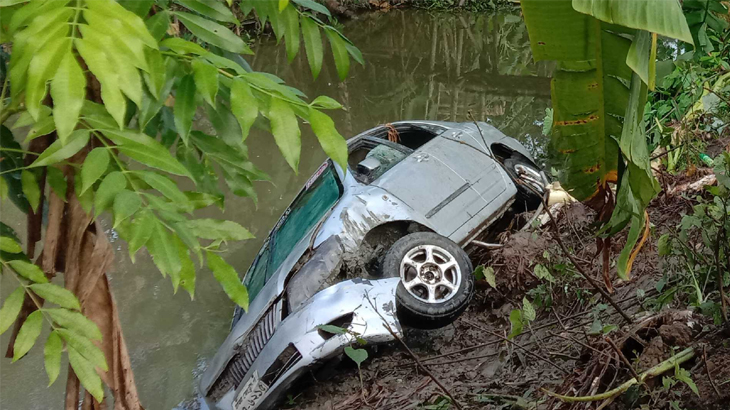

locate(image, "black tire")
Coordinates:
503 156 544 211
382 232 475 329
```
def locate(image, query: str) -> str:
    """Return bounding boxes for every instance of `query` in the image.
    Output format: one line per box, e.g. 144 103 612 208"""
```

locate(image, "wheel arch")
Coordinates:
356 220 434 276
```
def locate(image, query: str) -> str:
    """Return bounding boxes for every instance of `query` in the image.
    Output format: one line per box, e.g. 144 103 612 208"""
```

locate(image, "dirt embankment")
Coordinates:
284 169 730 410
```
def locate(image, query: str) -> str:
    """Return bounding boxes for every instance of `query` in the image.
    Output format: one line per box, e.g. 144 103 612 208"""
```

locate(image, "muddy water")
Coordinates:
0 10 550 410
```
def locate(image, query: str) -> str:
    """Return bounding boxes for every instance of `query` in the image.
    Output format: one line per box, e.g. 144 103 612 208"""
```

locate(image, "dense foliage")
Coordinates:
0 0 361 402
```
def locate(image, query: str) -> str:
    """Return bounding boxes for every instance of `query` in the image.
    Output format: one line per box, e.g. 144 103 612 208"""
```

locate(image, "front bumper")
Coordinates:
201 278 402 410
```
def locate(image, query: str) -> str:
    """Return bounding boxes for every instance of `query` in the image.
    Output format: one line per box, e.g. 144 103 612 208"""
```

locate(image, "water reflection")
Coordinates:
0 10 551 410
252 10 552 156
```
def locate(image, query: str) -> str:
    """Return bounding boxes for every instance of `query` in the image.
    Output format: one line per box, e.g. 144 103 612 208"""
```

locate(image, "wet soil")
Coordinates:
283 170 730 410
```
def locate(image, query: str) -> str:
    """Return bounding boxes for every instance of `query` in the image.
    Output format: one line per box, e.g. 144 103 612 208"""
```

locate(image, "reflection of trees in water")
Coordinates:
252 10 552 159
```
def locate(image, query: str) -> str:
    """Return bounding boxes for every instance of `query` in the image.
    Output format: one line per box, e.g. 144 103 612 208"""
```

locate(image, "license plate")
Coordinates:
233 371 269 410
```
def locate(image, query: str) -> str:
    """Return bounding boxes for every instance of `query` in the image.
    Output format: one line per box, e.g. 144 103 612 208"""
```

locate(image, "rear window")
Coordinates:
243 162 342 301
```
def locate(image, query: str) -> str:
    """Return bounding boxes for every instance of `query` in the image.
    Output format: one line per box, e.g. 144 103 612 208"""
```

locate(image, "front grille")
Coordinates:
209 300 283 401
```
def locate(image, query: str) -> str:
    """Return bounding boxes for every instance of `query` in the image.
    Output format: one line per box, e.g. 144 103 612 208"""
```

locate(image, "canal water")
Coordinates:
0 9 551 410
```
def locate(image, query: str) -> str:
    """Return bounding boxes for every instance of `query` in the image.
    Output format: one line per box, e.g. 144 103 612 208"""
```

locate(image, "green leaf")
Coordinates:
174 11 252 54
112 190 142 228
145 11 170 42
533 264 556 283
30 129 90 168
317 324 348 335
301 16 323 79
626 30 656 90
29 283 81 310
94 171 127 213
137 171 188 203
51 51 86 142
45 308 101 341
508 309 523 339
292 0 331 17
21 170 40 213
0 177 8 200
572 0 694 44
192 59 219 107
521 0 626 201
80 148 110 195
282 5 300 62
230 78 258 142
147 223 182 277
522 297 536 322
127 209 155 262
174 74 196 145
86 0 158 49
0 236 22 253
46 167 67 200
657 233 672 256
345 42 364 66
483 266 497 288
176 0 239 24
207 251 248 310
26 38 71 120
675 363 699 396
57 329 108 371
102 130 192 176
8 260 48 283
177 238 196 297
119 0 154 17
267 98 301 171
0 287 26 336
43 331 63 386
309 108 348 172
344 346 368 368
279 0 289 11
75 37 127 128
160 37 209 55
12 310 43 362
67 345 104 402
311 95 342 110
187 219 253 241
325 28 349 81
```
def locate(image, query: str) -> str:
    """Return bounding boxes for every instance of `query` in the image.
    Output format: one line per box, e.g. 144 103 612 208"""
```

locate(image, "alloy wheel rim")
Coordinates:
399 245 461 304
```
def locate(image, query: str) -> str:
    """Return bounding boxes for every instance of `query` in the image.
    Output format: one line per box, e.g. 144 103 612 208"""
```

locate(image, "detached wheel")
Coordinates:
383 232 474 329
503 156 545 211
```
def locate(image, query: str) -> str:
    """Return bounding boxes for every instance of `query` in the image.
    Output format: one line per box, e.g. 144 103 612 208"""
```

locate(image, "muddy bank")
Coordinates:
282 169 729 410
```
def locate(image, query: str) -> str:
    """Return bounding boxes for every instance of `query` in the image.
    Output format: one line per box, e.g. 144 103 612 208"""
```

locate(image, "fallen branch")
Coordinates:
703 345 722 398
540 192 634 324
542 347 695 402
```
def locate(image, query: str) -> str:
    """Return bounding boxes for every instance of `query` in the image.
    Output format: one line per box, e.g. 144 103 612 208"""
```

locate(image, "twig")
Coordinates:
365 296 464 410
539 191 634 324
464 319 570 375
548 332 614 362
604 336 647 392
703 345 721 398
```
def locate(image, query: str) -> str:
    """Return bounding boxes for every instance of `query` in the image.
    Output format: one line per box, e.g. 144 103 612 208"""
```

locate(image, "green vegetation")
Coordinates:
0 0 361 404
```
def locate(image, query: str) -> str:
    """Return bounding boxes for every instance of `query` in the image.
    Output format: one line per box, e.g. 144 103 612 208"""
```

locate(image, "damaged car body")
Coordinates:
199 121 548 410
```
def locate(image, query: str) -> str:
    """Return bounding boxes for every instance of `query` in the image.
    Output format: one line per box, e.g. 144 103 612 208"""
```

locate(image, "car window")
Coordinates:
243 245 269 303
242 162 342 302
349 138 412 184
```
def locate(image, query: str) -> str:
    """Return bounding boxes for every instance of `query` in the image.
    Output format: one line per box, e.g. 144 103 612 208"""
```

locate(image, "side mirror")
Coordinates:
357 157 382 183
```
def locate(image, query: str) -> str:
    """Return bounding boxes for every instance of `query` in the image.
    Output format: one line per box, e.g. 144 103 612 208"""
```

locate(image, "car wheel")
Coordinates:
503 156 545 211
383 232 475 329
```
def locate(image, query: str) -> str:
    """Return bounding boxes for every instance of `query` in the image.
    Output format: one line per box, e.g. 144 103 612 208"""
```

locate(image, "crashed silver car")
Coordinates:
199 121 547 410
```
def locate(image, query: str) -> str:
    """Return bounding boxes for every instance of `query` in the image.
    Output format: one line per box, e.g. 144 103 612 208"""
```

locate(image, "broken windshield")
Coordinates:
244 162 342 301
